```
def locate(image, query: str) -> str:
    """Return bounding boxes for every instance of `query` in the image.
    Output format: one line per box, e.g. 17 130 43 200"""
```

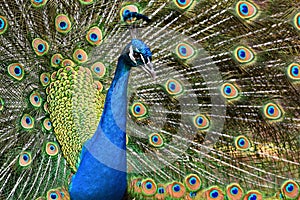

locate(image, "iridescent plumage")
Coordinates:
0 0 299 200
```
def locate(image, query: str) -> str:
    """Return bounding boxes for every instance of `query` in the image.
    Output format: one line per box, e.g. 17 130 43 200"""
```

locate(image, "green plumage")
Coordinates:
0 0 299 199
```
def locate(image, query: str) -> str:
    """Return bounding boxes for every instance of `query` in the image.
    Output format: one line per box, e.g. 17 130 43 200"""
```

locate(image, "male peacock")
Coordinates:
0 0 299 200
70 33 155 199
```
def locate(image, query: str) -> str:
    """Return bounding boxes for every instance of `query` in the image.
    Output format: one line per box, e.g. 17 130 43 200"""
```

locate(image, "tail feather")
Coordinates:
0 0 299 199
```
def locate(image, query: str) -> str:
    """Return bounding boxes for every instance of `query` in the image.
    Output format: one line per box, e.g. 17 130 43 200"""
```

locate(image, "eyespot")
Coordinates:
136 180 142 187
43 118 52 131
165 79 184 96
148 133 164 148
55 14 71 34
287 63 300 81
243 190 263 200
91 62 106 78
73 49 88 64
51 54 63 68
173 0 194 10
210 190 219 199
47 189 62 200
230 187 239 195
45 142 59 156
188 191 197 199
130 102 148 119
31 0 47 7
32 38 49 56
61 59 75 67
59 188 69 199
234 135 251 151
130 178 142 193
233 46 255 64
60 192 64 198
141 179 157 196
30 91 42 108
281 180 299 199
272 191 284 199
175 42 195 60
235 1 258 20
204 186 224 200
0 16 8 34
293 12 300 31
21 114 34 129
185 174 201 192
40 72 51 87
78 0 93 5
226 183 244 199
157 185 166 194
120 5 139 23
263 102 283 121
86 26 103 46
221 83 240 100
8 63 25 81
19 152 32 167
193 114 210 130
166 182 186 198
0 98 4 111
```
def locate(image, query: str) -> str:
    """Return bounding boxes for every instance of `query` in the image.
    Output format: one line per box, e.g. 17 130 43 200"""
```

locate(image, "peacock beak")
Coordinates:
140 57 156 79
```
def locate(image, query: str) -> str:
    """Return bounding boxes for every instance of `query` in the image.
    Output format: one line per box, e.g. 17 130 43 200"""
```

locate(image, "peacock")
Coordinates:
0 0 299 200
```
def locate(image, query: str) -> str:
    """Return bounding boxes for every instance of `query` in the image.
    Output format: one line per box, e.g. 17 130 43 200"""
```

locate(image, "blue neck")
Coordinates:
89 55 130 149
69 55 130 200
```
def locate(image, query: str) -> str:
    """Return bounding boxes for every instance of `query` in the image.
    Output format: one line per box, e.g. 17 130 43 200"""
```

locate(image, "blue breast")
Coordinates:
69 56 130 200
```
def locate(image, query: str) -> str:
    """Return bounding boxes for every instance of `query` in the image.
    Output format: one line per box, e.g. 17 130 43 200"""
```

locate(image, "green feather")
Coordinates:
0 0 299 199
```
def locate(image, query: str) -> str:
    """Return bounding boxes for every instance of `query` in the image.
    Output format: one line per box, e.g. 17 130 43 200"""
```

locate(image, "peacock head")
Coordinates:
122 39 156 79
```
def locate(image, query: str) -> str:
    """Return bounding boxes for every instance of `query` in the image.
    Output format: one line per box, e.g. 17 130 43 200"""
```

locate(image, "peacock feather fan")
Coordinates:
0 0 299 200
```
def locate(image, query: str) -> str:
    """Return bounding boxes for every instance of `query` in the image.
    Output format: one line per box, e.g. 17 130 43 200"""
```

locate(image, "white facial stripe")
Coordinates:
140 55 151 74
129 45 136 64
140 54 146 64
140 55 154 74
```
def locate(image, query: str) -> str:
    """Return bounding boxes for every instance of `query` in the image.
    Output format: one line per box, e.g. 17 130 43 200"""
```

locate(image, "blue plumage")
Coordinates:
122 11 151 23
69 40 153 200
1 2 299 200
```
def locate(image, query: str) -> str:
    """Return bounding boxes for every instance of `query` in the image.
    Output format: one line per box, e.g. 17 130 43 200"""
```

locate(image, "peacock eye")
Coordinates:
133 52 141 60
